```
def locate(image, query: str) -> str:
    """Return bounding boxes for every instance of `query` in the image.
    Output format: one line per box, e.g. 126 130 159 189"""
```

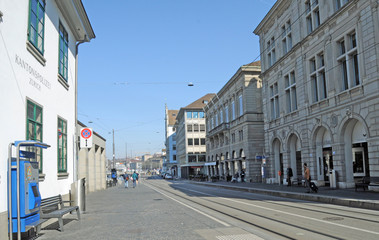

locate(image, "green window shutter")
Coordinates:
57 117 67 172
26 100 43 172
28 0 45 54
58 22 69 81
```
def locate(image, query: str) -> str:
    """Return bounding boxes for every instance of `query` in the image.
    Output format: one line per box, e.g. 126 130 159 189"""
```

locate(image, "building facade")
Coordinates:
175 94 215 179
205 62 264 182
164 106 179 176
0 0 94 237
254 0 379 189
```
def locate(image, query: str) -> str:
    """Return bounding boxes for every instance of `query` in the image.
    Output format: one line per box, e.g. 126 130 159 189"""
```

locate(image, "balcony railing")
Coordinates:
208 122 229 137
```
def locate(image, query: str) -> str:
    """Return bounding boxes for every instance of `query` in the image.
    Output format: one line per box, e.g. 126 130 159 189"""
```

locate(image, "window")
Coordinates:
285 71 297 113
194 138 200 146
239 95 243 116
173 145 176 150
200 138 206 145
188 139 193 146
193 124 199 132
220 109 223 123
282 20 292 55
267 37 276 67
193 112 198 118
199 112 205 118
57 117 67 173
337 31 360 91
211 117 214 129
310 52 327 103
305 0 320 34
186 111 192 119
28 0 45 54
173 155 176 161
335 0 350 11
215 112 218 126
231 133 235 143
239 130 243 141
232 101 235 120
188 155 196 162
187 124 193 132
58 22 68 81
270 82 280 119
225 106 229 123
200 124 205 132
27 100 43 172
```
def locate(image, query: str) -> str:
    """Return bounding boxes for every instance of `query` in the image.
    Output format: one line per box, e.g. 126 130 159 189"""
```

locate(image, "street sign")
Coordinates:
80 128 93 148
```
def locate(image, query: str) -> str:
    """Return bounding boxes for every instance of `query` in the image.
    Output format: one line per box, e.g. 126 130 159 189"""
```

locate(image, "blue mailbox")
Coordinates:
8 141 50 240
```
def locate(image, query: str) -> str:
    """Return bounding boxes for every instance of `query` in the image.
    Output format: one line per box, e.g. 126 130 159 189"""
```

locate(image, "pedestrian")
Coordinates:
124 173 129 188
286 167 293 186
304 163 311 193
240 169 245 182
132 171 138 188
111 171 117 186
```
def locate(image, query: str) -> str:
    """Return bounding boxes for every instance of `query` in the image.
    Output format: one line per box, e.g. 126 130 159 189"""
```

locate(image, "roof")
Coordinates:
185 93 216 109
167 110 179 125
243 60 261 67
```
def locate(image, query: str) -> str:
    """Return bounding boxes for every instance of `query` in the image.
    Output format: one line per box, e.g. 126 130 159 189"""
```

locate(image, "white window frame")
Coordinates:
270 82 280 120
305 0 320 34
239 95 243 116
267 37 276 67
281 20 292 55
310 52 327 103
284 71 297 113
232 101 236 120
336 30 360 92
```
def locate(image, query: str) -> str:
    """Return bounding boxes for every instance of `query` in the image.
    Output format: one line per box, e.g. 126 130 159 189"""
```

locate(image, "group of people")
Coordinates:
229 169 246 183
122 171 139 188
286 163 318 193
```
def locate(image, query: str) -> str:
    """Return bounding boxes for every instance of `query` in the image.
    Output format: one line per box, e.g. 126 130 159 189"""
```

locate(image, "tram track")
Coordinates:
143 178 379 240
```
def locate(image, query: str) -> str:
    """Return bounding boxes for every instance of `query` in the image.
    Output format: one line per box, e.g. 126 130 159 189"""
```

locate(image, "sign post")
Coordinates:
80 128 93 148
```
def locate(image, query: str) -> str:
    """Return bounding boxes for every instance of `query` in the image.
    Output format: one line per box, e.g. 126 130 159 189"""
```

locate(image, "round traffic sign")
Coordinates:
81 128 92 139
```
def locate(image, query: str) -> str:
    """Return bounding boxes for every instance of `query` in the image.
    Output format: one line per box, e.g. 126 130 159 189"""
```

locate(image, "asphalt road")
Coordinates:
38 177 379 240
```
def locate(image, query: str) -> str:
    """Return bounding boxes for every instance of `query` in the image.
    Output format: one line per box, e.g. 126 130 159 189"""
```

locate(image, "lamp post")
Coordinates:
112 129 115 169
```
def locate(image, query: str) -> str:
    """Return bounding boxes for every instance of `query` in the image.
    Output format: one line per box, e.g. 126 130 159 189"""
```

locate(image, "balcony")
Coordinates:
207 123 229 137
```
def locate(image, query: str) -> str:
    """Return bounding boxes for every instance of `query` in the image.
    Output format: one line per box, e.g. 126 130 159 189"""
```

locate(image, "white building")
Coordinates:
0 0 95 236
254 0 379 188
174 94 215 179
164 106 178 176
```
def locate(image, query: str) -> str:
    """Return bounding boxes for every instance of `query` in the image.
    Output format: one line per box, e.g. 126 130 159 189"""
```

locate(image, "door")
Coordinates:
352 147 365 177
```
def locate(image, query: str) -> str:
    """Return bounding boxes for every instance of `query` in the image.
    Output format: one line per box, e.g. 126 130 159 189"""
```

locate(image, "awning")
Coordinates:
204 162 217 166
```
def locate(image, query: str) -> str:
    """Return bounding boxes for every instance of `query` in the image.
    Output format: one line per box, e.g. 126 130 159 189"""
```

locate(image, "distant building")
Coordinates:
254 0 379 189
205 61 263 182
175 94 215 179
165 106 179 176
142 154 152 162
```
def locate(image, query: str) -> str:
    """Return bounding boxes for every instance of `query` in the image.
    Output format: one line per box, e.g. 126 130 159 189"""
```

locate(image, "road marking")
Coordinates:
180 187 379 236
146 183 230 227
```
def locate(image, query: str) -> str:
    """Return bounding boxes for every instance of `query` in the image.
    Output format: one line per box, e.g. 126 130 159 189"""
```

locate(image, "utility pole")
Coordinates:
112 129 115 168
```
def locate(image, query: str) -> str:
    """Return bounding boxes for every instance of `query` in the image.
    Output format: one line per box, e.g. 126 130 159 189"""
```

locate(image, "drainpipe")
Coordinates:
74 35 89 182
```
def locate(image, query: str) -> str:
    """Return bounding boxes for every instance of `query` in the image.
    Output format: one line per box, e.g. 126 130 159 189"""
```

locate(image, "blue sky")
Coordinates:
78 0 276 159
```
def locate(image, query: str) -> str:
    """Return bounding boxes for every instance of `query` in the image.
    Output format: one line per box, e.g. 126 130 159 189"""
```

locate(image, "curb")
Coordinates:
191 181 379 211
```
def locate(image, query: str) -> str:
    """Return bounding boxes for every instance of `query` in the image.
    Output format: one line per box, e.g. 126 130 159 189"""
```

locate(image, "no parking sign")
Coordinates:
80 128 93 148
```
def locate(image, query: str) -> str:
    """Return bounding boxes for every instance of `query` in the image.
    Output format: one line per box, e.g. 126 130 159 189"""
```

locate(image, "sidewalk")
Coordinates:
190 180 379 210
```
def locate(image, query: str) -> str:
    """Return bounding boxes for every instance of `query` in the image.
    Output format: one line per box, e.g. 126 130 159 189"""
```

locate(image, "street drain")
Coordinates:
323 217 344 221
154 198 163 201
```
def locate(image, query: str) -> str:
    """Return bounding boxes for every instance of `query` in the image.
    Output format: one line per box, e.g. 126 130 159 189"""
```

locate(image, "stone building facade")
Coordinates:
254 0 379 189
205 62 264 182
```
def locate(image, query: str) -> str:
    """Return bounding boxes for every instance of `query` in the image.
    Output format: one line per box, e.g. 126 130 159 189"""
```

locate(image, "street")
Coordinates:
38 177 379 240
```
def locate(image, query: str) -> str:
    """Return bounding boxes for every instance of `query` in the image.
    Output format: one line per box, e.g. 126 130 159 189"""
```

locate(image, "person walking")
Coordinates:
286 167 293 186
304 163 311 193
240 169 245 183
124 173 129 188
132 171 138 188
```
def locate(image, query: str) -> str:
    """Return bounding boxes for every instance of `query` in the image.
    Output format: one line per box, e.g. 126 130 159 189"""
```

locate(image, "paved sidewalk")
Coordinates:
189 180 379 210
